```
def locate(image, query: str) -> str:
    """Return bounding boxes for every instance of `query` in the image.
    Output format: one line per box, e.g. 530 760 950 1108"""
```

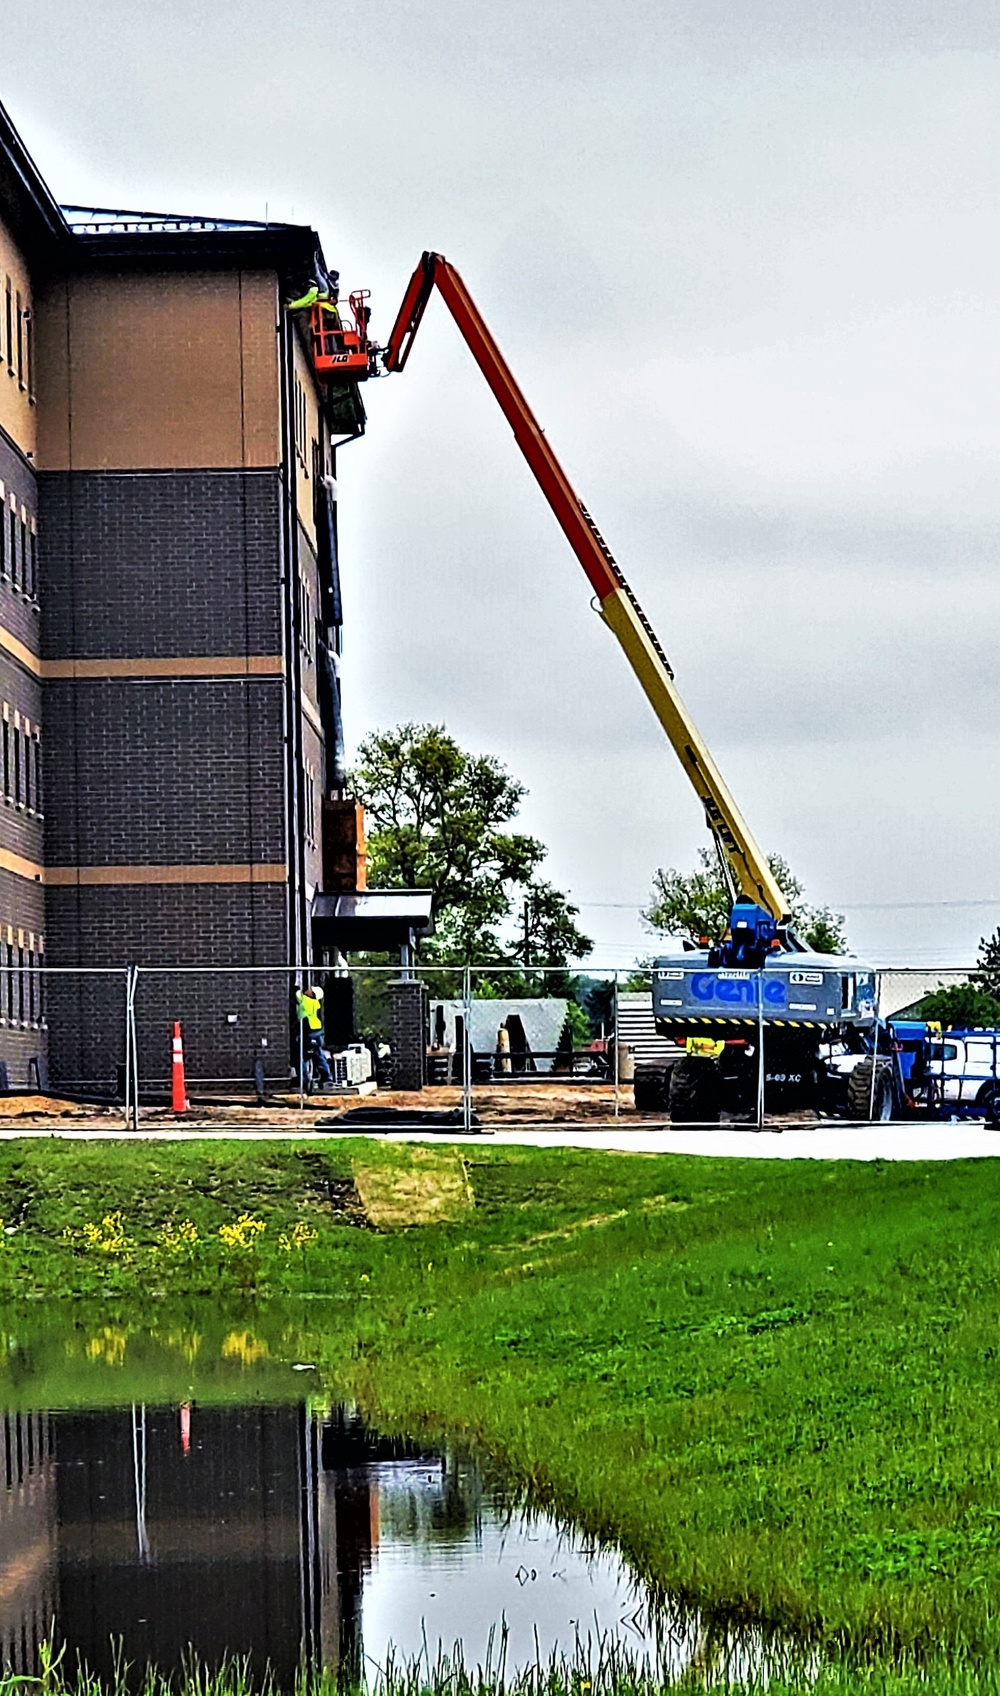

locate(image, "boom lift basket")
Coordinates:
309 292 372 380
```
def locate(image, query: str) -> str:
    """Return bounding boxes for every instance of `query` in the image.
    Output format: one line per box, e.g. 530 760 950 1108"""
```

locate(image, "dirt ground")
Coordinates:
0 1081 656 1131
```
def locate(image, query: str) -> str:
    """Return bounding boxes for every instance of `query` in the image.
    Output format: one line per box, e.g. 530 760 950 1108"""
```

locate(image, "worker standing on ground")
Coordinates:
296 983 334 1090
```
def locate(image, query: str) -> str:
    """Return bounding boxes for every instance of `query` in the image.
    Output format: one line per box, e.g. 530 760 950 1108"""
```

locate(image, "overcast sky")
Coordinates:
11 1 1000 967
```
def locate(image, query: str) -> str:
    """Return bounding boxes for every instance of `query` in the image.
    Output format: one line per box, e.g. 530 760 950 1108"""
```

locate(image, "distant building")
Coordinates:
0 96 369 1091
430 997 573 1074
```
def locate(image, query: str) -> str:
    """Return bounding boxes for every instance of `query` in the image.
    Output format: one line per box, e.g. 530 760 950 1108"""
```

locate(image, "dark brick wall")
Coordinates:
0 435 45 1087
44 676 286 867
36 462 299 1089
0 865 46 1089
0 655 43 865
389 979 428 1090
45 883 291 1090
37 469 283 659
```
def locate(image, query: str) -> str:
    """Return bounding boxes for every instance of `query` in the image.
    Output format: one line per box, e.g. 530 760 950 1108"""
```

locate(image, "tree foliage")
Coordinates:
351 723 592 966
642 847 848 954
974 925 1000 1001
920 983 1000 1028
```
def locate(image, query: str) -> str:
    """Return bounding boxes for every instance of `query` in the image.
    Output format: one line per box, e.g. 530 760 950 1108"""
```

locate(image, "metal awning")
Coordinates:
311 889 434 952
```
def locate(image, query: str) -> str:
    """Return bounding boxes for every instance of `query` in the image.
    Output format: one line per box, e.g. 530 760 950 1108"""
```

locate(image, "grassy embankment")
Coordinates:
2 1139 1000 1691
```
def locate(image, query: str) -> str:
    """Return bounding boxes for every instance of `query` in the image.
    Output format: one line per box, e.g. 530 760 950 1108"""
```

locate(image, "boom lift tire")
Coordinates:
669 1055 723 1125
632 1067 669 1113
847 1057 894 1122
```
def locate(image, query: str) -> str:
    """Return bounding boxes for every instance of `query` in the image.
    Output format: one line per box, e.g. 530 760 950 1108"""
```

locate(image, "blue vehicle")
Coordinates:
824 1022 1000 1124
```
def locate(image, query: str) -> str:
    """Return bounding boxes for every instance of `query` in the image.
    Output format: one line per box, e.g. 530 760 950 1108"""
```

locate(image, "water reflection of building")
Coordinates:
0 1412 57 1676
0 1403 474 1690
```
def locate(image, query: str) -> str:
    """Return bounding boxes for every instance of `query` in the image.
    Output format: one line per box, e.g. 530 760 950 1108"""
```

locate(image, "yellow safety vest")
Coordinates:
297 992 323 1031
686 1036 725 1059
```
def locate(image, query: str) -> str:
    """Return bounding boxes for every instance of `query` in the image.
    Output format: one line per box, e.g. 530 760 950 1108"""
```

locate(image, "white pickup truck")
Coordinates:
923 1032 1000 1112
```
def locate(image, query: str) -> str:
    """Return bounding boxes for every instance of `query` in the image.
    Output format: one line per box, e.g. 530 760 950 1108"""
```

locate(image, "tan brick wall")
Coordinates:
34 270 280 471
0 215 36 460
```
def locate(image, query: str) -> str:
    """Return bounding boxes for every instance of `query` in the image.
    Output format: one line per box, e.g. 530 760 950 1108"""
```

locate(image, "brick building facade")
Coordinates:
0 97 365 1092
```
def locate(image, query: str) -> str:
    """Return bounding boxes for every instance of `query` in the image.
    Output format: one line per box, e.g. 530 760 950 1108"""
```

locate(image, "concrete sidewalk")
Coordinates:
0 1120 995 1159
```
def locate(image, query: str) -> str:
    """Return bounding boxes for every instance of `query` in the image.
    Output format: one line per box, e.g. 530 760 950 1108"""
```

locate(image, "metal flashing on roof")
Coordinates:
61 205 300 237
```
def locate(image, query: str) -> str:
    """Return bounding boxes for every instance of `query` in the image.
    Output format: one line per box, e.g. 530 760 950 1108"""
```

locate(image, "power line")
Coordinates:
576 897 1000 914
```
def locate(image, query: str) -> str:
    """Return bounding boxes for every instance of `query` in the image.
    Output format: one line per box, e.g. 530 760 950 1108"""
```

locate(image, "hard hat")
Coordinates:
309 985 324 1001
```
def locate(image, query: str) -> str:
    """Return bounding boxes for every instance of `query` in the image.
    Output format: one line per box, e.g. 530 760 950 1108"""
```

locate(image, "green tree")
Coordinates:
518 881 592 968
974 925 1000 1000
643 847 848 954
921 983 1000 1028
351 723 592 966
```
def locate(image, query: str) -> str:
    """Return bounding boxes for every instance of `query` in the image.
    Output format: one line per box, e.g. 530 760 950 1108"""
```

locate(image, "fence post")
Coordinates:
756 971 765 1130
127 966 140 1132
296 969 305 1111
121 969 132 1130
613 971 620 1119
869 971 881 1122
462 965 472 1135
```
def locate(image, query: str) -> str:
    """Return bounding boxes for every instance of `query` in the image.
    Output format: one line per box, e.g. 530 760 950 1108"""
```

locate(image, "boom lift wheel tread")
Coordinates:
669 1055 723 1125
847 1057 894 1122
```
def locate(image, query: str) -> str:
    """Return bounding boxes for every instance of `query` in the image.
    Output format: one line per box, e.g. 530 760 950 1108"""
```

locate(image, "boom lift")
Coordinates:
381 254 788 942
297 254 879 1120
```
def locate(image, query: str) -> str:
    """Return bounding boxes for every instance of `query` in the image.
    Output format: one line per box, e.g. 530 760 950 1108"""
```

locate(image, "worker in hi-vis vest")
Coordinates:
286 283 337 314
296 984 334 1088
686 1035 726 1060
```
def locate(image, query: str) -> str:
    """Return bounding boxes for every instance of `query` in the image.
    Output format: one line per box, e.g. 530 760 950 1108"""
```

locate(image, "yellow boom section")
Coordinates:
599 586 788 921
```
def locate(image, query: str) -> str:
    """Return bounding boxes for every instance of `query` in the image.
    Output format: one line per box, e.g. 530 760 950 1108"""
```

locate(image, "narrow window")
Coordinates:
13 726 21 807
9 507 17 590
3 716 10 800
15 293 23 389
33 736 41 818
18 513 26 594
4 281 11 375
4 941 12 1024
16 947 24 1024
24 312 34 403
23 728 31 812
27 521 36 598
0 487 6 578
26 950 35 1024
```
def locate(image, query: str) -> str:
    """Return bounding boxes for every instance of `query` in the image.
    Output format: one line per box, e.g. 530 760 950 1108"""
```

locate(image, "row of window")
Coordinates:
0 486 37 600
1 711 42 817
0 275 33 401
0 936 45 1029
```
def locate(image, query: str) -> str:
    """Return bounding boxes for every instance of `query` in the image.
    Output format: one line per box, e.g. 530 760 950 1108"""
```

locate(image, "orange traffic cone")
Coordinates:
171 1021 189 1114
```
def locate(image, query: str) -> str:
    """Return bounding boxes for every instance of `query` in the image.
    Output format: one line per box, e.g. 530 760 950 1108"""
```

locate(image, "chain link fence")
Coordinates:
0 962 988 1131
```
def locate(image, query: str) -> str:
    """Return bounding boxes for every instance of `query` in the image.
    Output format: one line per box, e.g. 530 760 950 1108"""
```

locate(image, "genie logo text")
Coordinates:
689 974 788 1008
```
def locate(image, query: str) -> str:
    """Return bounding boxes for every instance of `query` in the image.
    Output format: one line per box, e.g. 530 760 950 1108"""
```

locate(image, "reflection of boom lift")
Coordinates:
299 254 879 1121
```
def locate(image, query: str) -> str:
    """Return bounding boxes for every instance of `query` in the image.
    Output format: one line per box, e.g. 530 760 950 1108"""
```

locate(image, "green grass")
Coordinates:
2 1140 1000 1687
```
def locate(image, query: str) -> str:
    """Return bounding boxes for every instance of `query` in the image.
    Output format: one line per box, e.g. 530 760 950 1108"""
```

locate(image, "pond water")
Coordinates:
0 1317 788 1691
0 1390 696 1688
